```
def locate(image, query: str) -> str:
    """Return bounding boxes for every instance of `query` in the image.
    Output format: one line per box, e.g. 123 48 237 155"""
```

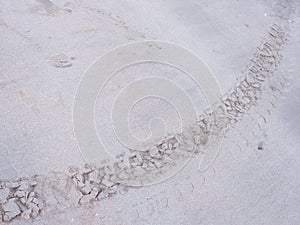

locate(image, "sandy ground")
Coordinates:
0 0 300 224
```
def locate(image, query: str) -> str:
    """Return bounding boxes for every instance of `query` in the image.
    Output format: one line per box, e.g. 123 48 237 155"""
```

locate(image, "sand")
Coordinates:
0 0 299 224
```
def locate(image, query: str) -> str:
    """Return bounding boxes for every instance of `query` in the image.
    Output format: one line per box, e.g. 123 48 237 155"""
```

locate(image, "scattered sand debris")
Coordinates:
47 53 74 68
0 177 42 222
258 142 264 150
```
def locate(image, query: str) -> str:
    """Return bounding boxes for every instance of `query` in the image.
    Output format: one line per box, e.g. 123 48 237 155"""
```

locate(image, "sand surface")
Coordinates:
0 0 299 224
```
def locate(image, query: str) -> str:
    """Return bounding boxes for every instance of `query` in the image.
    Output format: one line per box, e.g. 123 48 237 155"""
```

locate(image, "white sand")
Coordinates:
0 0 299 224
